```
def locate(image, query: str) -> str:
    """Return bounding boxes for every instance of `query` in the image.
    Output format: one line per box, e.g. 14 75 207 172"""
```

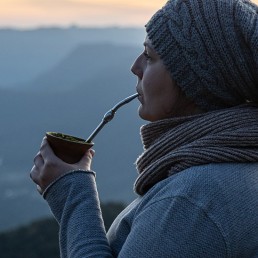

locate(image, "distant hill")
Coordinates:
0 41 144 232
25 43 141 92
0 202 125 258
0 27 145 87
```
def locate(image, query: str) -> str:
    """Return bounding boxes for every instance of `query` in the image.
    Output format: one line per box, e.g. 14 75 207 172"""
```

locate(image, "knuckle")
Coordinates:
30 166 38 182
33 152 40 163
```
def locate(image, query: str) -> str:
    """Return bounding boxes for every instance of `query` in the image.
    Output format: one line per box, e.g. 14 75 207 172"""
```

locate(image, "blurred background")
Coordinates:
0 0 167 257
0 0 257 257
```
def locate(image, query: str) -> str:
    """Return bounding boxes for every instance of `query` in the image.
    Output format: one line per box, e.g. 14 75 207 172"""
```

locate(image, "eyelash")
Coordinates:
143 52 151 60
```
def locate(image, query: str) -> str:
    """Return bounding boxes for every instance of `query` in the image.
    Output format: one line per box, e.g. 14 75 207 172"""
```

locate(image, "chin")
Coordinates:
138 106 149 121
138 108 155 122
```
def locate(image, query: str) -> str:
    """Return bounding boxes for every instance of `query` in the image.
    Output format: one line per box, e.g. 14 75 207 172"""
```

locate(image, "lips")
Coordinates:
136 85 143 103
137 93 143 103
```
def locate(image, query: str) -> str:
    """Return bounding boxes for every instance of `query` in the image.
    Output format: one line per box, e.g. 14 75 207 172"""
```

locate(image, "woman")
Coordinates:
30 0 258 257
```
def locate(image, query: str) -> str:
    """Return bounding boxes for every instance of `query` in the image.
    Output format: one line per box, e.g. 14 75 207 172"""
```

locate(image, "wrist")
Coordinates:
42 169 95 199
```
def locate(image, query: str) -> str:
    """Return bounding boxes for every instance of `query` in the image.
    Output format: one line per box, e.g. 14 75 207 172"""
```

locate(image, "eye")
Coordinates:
143 51 151 60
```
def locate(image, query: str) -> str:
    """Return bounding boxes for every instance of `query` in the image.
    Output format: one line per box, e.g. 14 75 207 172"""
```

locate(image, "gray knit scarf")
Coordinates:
134 104 258 195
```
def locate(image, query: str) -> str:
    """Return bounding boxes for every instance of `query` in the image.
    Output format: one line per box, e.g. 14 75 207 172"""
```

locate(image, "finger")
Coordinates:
40 137 56 161
85 149 95 160
33 152 44 168
40 136 47 147
77 149 95 167
40 137 50 152
30 165 39 183
90 149 95 158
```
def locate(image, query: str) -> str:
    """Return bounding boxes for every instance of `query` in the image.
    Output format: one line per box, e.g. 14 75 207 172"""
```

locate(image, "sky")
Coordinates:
0 0 167 28
0 0 257 29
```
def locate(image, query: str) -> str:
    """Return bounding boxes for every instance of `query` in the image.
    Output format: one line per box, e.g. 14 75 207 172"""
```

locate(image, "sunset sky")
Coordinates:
0 0 257 28
0 0 167 28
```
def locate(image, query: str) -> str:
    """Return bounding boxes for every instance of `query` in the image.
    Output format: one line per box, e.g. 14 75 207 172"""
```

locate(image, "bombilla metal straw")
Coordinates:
86 93 139 143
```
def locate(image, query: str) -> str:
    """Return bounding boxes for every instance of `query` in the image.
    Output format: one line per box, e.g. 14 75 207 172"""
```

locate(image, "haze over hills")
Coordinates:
0 26 145 87
25 43 141 92
0 27 145 232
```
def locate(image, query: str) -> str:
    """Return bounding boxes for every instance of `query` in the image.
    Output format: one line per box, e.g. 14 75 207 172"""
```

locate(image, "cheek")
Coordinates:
140 72 180 120
142 69 173 103
141 70 160 97
140 86 172 121
161 92 177 114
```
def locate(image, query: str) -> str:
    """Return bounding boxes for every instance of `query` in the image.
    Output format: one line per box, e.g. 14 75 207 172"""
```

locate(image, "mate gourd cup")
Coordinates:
46 132 94 164
45 94 138 164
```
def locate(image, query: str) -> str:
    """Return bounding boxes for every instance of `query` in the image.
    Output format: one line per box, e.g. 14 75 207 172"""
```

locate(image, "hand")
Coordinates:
30 137 95 194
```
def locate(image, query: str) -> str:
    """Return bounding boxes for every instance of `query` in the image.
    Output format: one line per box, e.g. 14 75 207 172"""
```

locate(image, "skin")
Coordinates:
30 138 94 194
132 37 201 122
30 36 202 193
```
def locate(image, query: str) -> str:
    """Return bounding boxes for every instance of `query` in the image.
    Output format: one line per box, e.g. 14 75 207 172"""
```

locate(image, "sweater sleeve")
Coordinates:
116 196 228 258
44 172 228 258
44 171 113 258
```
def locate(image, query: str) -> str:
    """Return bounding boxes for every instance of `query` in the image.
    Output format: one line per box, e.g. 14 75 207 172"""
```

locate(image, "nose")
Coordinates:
131 54 143 79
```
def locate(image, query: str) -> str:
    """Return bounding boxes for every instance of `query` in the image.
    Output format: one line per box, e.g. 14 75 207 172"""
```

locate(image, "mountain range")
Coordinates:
0 27 145 232
0 26 145 87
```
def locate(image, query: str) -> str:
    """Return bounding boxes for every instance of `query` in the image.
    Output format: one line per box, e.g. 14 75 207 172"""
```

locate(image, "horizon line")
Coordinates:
0 24 144 31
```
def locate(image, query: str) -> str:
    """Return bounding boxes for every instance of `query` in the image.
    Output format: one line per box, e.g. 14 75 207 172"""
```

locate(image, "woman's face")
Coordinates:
131 37 197 122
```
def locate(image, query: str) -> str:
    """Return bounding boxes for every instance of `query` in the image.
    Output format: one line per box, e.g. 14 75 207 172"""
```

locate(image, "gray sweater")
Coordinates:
45 163 258 257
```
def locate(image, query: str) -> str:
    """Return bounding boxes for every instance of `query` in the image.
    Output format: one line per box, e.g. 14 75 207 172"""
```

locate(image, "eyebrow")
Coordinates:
143 42 151 48
143 42 154 52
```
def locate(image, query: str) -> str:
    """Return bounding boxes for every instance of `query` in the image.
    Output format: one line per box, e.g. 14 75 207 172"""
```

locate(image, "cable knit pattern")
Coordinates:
146 0 258 110
135 104 258 195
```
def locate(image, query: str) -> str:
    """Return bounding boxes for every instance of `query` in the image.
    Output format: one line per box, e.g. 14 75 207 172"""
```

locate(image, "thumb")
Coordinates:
89 149 95 158
77 148 95 169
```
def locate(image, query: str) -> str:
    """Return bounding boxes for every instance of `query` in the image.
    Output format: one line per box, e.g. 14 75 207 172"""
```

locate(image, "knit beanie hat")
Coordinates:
146 0 258 111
